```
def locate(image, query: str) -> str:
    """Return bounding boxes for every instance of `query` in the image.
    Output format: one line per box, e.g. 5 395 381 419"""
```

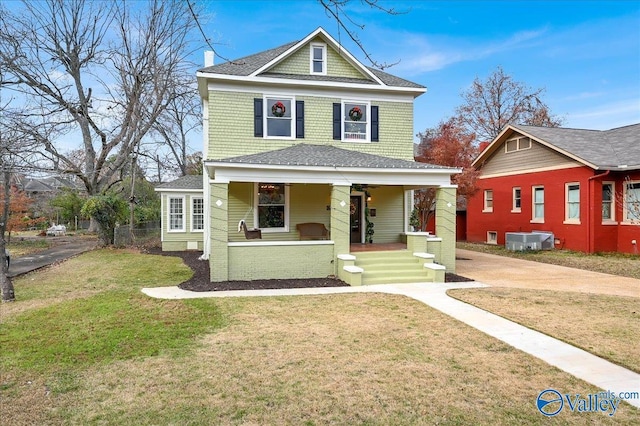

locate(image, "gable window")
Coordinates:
623 181 640 223
512 187 521 212
191 197 204 232
602 182 615 222
168 196 185 232
565 183 580 223
532 186 544 223
255 183 289 232
505 137 532 153
310 43 326 75
483 190 494 213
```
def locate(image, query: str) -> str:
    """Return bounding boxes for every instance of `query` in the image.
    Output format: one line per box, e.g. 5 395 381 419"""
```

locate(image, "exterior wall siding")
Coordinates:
365 185 405 243
208 90 414 161
269 37 367 80
159 192 205 251
479 138 579 177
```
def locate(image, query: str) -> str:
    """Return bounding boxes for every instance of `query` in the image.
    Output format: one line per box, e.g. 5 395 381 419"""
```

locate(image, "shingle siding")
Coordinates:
208 90 414 161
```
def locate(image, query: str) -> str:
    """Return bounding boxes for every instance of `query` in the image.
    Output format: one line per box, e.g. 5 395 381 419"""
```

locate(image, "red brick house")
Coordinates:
467 123 640 254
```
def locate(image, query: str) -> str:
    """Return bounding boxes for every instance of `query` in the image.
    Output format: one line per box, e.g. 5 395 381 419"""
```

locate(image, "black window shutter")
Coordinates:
371 105 379 142
254 98 263 137
296 100 304 138
332 103 341 140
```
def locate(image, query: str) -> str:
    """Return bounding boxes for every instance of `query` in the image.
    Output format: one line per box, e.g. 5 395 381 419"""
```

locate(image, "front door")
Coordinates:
350 195 362 243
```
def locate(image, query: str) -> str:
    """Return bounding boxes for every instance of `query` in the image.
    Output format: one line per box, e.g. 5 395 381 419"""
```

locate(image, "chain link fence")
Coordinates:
114 221 160 247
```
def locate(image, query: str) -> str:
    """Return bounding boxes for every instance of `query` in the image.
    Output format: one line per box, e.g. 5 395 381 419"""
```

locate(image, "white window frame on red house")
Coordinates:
483 189 494 213
601 182 616 224
623 180 640 224
512 187 521 213
531 186 544 223
168 196 185 232
564 183 581 224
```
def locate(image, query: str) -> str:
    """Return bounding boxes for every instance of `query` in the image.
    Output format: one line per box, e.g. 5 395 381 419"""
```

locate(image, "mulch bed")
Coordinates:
144 247 473 292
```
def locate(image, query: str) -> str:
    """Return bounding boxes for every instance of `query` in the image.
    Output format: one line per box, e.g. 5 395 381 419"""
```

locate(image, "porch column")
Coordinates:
435 185 457 273
331 184 351 275
210 182 229 282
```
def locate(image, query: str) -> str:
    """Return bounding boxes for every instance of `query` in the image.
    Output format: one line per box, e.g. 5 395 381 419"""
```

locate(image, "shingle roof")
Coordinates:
513 123 640 170
211 144 452 170
198 29 424 90
155 175 203 190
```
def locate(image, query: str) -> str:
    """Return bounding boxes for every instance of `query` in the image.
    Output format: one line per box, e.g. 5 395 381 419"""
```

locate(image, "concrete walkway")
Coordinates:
142 281 640 409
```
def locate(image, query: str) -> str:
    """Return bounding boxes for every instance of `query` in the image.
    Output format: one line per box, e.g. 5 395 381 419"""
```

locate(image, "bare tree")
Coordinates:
0 0 198 198
456 66 563 142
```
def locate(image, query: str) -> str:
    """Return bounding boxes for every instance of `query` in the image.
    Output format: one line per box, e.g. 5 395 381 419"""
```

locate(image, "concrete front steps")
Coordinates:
339 250 445 286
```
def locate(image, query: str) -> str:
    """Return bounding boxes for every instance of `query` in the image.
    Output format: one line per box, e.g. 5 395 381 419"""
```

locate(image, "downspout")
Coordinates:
587 170 610 253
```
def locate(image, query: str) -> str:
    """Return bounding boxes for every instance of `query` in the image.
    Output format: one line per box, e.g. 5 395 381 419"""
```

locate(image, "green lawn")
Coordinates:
1 249 638 425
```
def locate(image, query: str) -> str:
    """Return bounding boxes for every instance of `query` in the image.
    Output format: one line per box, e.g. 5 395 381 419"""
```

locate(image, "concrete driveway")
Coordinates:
8 238 97 278
456 248 640 298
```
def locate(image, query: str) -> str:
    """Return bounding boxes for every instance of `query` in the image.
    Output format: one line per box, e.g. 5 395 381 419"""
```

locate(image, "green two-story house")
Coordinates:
156 27 460 285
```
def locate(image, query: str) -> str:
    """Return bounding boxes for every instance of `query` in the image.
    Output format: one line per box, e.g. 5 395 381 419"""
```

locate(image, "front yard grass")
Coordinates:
448 287 640 374
1 249 638 424
457 242 640 279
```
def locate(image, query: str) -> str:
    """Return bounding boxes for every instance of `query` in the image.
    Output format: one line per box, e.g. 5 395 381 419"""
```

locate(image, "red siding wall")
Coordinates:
467 167 640 254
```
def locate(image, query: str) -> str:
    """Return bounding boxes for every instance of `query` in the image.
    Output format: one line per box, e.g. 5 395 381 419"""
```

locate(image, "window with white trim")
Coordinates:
565 183 580 223
191 197 204 231
483 189 494 212
623 180 640 223
487 231 498 245
505 137 532 153
602 182 615 222
343 101 369 141
255 183 289 232
310 43 326 75
168 197 185 231
532 186 544 222
512 187 521 212
265 97 294 138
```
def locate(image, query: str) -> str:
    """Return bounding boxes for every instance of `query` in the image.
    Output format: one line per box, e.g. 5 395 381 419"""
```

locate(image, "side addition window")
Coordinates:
512 187 521 212
191 197 204 231
624 181 640 223
168 197 185 232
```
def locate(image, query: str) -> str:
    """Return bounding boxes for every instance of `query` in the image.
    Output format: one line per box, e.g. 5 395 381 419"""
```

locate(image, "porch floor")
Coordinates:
350 243 407 252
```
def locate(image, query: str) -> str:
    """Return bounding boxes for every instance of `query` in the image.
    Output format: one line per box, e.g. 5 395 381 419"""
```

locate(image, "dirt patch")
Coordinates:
145 248 473 291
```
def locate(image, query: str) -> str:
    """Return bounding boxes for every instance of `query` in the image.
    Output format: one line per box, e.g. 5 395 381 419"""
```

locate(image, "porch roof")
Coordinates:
205 144 460 187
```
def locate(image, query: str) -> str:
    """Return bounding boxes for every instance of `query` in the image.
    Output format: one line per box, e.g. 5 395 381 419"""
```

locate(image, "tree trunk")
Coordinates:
1 171 15 302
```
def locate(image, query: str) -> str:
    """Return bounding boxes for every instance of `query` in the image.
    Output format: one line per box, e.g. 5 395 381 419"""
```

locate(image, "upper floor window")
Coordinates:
602 182 615 222
310 43 326 75
532 186 544 223
483 189 494 213
505 137 532 153
191 197 204 232
565 183 580 224
255 183 289 232
254 97 304 139
623 180 640 223
343 101 369 142
266 97 293 138
168 196 185 232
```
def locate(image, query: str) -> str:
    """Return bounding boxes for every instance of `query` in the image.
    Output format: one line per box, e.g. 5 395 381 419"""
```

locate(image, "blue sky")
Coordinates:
198 0 640 138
